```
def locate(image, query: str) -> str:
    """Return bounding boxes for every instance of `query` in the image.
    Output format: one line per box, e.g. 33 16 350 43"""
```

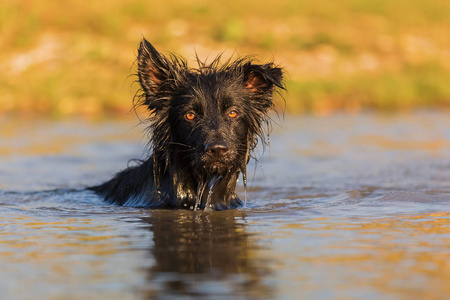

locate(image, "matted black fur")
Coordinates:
89 39 284 211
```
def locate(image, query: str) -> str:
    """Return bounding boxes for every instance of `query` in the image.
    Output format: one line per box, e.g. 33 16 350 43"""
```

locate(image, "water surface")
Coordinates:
1 112 450 299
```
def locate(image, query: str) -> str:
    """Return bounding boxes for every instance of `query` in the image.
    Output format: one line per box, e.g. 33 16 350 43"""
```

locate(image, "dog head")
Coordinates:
136 39 284 182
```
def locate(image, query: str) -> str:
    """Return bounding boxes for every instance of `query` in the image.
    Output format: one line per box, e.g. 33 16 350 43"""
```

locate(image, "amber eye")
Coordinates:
228 110 238 118
185 112 196 120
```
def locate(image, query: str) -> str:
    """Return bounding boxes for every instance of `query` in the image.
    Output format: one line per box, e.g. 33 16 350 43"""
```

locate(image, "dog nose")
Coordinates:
205 140 230 158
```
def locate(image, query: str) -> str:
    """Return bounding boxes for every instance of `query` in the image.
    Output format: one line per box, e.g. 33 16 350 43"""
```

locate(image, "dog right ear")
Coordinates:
243 63 284 95
137 39 171 96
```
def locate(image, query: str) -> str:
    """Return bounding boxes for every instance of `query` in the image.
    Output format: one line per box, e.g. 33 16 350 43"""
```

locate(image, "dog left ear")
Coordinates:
244 63 284 94
137 38 172 97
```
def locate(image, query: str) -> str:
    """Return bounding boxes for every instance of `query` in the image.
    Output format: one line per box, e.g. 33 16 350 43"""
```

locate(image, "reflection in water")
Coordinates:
262 211 450 299
141 210 273 299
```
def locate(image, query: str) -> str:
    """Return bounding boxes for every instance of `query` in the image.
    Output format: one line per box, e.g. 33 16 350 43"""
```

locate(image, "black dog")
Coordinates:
90 39 284 211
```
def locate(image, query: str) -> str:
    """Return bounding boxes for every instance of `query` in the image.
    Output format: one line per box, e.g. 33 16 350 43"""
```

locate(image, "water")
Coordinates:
1 112 450 299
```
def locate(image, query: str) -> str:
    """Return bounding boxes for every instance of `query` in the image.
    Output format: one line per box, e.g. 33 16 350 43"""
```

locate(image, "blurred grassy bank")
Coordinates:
1 0 450 116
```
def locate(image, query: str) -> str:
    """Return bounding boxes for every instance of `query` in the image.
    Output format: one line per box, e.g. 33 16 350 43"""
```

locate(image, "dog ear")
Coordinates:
137 38 172 96
244 63 284 94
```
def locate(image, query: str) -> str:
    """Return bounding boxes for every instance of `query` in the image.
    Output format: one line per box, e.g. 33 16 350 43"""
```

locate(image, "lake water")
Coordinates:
1 112 450 299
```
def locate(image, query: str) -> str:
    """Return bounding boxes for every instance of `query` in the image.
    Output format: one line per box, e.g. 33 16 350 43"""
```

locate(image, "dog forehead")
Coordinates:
186 73 241 106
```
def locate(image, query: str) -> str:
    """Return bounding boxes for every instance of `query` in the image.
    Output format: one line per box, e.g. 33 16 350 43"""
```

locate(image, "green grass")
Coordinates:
1 0 450 115
287 63 450 113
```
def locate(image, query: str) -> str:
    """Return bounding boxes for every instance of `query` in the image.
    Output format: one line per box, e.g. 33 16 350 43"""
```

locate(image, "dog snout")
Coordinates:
205 140 230 159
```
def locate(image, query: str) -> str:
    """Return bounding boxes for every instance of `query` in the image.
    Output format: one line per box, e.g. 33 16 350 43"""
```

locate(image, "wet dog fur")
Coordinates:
90 39 284 211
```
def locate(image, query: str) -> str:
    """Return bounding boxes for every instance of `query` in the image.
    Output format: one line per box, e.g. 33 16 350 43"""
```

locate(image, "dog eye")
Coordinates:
228 110 238 118
185 112 196 120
